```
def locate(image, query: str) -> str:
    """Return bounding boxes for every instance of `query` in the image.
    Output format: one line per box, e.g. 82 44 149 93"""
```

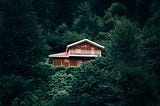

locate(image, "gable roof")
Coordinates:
49 39 104 58
67 39 104 49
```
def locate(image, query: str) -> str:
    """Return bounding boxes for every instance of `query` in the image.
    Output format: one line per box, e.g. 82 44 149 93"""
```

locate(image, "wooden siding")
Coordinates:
51 57 94 66
53 58 70 66
49 41 103 67
69 42 101 50
68 42 101 56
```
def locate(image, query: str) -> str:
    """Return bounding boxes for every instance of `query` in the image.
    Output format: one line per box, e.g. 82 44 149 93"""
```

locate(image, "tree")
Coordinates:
69 58 121 106
150 0 160 14
48 70 75 106
135 0 153 26
72 2 103 40
109 18 140 66
116 64 159 106
52 0 78 27
0 0 50 105
68 57 159 106
32 0 55 29
141 10 160 77
0 75 27 106
47 23 85 53
108 3 127 17
0 0 49 75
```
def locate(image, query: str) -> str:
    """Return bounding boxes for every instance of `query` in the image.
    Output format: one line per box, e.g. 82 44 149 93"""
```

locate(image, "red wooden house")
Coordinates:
49 39 104 66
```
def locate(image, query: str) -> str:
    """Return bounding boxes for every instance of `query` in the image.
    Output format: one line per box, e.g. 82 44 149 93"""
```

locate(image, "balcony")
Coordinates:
69 50 101 57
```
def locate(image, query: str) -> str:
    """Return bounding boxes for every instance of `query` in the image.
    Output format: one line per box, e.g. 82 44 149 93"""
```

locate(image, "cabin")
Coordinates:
49 39 104 66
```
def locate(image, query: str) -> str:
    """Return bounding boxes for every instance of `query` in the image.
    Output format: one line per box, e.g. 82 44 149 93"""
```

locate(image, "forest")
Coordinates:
0 0 160 105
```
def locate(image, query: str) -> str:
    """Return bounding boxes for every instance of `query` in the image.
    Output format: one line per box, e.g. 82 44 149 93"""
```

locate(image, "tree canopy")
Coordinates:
0 0 160 105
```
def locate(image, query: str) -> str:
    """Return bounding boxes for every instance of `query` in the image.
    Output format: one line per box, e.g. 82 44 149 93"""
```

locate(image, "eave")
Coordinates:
67 39 104 49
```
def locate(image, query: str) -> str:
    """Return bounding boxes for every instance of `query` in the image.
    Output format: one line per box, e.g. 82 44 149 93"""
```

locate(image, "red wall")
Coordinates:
51 57 94 66
50 42 101 66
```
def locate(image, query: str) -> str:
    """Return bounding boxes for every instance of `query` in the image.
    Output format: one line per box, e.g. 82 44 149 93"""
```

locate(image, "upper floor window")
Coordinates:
75 49 81 54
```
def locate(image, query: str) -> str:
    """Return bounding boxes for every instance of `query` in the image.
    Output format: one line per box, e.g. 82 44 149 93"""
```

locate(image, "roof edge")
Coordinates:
49 56 69 58
67 39 104 49
69 55 98 57
48 52 68 58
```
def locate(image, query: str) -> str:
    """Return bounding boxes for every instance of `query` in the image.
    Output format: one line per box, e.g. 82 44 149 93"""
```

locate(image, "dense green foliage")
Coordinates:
109 18 140 65
0 0 160 105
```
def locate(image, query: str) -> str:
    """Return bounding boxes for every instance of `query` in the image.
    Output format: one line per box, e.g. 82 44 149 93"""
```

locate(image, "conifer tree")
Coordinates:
109 18 139 66
0 0 49 75
141 10 160 76
72 2 103 40
0 0 50 105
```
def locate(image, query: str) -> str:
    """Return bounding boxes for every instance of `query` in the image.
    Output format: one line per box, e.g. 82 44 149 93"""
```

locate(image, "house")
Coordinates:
49 39 104 66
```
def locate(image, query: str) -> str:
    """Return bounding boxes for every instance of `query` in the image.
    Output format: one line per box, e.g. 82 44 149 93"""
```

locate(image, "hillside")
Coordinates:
0 0 160 105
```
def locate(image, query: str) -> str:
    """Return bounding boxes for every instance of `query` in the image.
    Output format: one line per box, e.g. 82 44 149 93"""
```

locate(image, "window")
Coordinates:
91 47 95 55
75 49 81 54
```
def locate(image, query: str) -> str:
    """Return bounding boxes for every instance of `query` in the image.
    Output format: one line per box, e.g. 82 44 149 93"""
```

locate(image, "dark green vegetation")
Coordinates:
0 0 160 105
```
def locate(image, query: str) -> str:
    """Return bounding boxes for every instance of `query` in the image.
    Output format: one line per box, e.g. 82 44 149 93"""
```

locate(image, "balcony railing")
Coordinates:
69 50 101 56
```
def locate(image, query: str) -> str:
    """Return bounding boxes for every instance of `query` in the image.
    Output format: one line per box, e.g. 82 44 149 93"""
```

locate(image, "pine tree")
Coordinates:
109 18 139 66
141 10 160 76
0 0 50 105
0 0 49 75
32 0 55 29
72 2 103 40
